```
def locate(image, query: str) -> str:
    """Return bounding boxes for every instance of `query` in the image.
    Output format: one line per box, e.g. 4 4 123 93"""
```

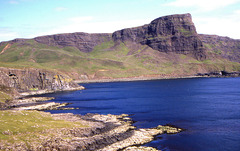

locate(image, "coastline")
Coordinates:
0 81 183 150
75 72 240 84
3 86 85 111
75 75 199 83
0 111 182 150
2 74 239 150
5 73 239 110
19 86 85 97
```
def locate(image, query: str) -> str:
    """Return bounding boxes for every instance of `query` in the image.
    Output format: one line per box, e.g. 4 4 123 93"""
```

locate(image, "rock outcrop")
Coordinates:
0 112 182 151
34 32 112 52
199 34 240 62
0 67 82 93
112 13 206 60
1 13 240 63
0 13 240 83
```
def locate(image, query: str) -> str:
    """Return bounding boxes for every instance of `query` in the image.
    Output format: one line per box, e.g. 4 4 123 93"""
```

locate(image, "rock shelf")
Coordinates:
0 112 182 151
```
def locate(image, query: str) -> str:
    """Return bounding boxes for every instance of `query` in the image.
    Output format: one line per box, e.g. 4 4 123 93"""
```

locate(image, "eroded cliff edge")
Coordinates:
34 33 112 53
0 67 80 92
0 67 84 109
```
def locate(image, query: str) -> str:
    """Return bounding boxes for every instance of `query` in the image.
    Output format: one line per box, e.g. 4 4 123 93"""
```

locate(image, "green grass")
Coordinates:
0 85 15 103
203 43 213 49
180 54 187 60
0 92 12 103
0 110 86 143
0 39 240 79
213 49 222 55
177 27 194 36
0 43 8 52
203 43 223 55
93 40 114 51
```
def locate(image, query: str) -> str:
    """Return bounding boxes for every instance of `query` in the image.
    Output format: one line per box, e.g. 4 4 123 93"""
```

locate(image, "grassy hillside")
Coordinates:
0 39 240 80
0 110 86 148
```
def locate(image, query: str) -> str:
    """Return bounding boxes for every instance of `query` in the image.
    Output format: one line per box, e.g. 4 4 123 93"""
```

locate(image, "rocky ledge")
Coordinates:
0 113 182 151
8 96 79 111
19 86 85 97
12 101 71 111
196 70 240 77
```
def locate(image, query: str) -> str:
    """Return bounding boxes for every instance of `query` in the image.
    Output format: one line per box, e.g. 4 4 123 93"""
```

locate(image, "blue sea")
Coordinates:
44 77 240 151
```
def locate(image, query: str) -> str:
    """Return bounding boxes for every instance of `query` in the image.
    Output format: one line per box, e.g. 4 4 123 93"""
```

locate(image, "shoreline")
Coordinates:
19 86 85 97
0 86 85 111
0 81 183 150
1 74 239 150
75 75 200 83
6 73 239 110
75 73 240 84
0 111 182 150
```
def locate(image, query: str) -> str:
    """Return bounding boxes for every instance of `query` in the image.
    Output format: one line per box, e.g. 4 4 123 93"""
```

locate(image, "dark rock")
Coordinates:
2 13 240 63
34 32 112 52
0 67 80 92
112 13 206 60
196 71 240 77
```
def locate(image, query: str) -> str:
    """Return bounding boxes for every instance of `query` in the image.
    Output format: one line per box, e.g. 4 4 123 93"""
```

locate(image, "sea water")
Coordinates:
44 77 240 151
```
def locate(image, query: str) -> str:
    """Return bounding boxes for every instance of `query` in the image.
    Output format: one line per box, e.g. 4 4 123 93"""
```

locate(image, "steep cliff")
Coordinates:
34 32 112 52
112 13 206 60
0 13 240 83
0 67 80 93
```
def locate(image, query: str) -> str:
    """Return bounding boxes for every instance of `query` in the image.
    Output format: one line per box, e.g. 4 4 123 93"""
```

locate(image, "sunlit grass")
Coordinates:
0 39 240 78
0 110 86 143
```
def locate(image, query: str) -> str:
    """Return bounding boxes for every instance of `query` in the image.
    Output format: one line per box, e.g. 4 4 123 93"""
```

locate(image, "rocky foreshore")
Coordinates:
1 86 85 110
12 101 71 110
75 75 198 83
0 112 182 151
20 86 85 96
75 71 240 84
196 71 240 77
0 78 183 150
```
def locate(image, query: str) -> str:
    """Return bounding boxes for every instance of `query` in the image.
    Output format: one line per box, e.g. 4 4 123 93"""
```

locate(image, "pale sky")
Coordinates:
0 0 240 42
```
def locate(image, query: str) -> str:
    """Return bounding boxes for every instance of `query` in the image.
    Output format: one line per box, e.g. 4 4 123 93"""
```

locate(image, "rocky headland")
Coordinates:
0 112 182 151
0 67 84 110
0 67 83 93
0 13 240 150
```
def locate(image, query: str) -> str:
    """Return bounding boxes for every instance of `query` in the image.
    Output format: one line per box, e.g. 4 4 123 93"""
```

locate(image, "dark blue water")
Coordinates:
44 77 240 151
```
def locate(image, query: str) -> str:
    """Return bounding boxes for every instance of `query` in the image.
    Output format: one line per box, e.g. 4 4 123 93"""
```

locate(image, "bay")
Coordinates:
44 77 240 151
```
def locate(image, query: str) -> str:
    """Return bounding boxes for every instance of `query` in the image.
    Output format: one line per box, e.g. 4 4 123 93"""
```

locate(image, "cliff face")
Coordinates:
0 13 240 84
199 34 240 62
0 67 79 93
3 13 239 63
112 14 206 60
34 32 112 52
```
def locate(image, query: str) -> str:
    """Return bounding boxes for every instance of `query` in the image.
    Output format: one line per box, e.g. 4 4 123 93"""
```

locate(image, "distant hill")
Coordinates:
0 13 240 82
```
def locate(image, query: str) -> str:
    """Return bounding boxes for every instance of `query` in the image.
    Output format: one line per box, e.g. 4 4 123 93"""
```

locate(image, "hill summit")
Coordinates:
0 13 240 91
